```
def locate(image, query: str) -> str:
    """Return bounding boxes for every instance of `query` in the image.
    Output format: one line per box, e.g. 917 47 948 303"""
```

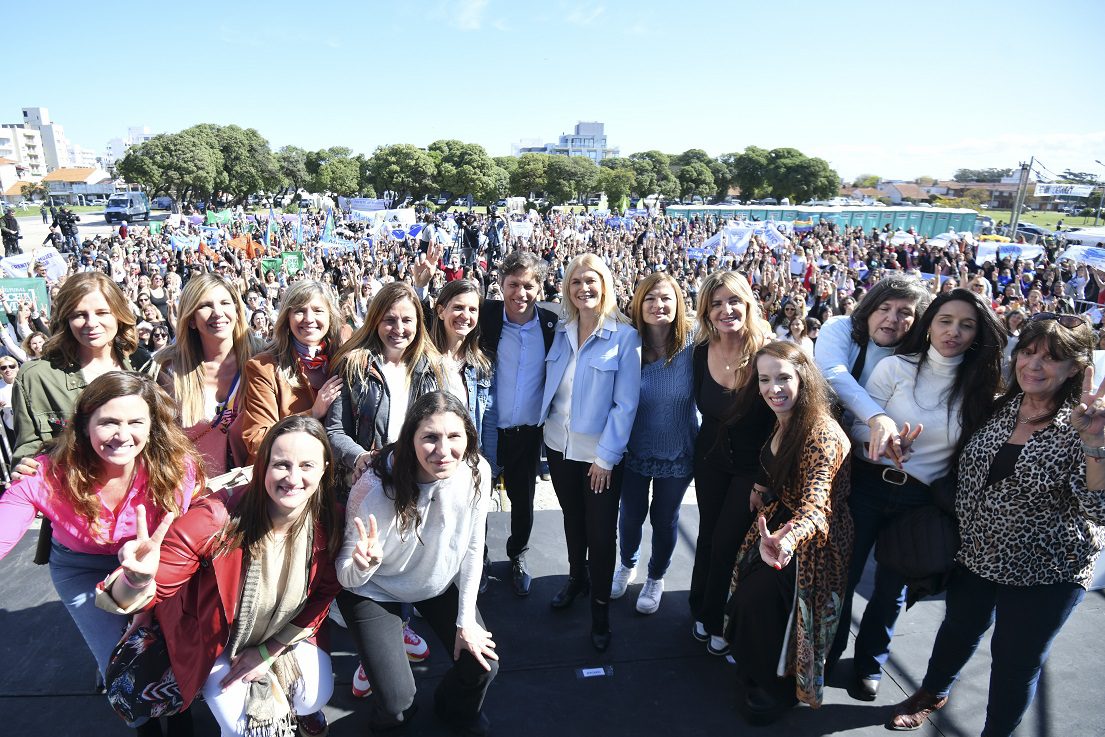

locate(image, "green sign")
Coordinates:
261 251 306 275
0 277 49 325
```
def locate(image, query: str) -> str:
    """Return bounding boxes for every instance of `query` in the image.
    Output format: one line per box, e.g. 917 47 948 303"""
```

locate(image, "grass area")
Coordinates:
976 209 1101 229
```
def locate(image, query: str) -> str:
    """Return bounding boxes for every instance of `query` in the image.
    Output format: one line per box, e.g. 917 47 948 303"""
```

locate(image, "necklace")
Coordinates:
1018 409 1051 424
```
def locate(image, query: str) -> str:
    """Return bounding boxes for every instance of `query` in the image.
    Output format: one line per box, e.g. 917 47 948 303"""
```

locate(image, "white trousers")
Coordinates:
200 641 333 736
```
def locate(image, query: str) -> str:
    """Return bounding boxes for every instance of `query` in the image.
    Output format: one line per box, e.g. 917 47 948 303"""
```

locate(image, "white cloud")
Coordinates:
566 3 605 26
454 0 489 31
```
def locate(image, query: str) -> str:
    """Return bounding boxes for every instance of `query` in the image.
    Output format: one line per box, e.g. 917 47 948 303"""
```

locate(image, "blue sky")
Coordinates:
6 0 1104 181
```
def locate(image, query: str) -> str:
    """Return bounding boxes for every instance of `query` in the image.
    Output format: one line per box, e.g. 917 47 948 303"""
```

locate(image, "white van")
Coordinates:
104 192 150 223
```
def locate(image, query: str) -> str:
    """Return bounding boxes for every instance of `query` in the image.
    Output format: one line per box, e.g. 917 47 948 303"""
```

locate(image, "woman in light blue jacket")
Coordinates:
541 253 641 652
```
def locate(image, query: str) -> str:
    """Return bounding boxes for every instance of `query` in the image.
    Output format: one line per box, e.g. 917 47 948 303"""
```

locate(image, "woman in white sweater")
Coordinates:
841 289 1005 702
335 391 497 735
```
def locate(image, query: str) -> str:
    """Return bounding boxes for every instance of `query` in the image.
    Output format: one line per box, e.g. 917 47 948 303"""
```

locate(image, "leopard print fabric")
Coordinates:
728 418 853 708
956 394 1105 588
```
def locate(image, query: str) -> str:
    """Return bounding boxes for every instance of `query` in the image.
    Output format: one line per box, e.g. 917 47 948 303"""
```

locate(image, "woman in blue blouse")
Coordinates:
541 253 641 651
611 272 698 615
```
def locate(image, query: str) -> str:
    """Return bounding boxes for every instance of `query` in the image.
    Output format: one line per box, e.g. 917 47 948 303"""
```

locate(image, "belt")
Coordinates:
499 424 539 435
853 460 930 492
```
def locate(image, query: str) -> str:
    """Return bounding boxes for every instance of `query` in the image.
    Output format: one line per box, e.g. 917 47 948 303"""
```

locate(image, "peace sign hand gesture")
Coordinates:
351 515 383 571
117 504 175 590
1071 365 1105 442
758 516 795 571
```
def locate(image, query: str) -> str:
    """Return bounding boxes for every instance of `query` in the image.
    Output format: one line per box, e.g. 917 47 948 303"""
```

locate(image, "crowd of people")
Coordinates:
0 200 1101 736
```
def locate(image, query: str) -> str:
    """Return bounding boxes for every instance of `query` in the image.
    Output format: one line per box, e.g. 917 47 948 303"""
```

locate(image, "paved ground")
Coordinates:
8 209 156 251
1 501 1102 736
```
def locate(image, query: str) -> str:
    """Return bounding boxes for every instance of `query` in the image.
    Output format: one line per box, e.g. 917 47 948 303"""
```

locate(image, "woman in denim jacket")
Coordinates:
541 253 641 651
428 279 494 462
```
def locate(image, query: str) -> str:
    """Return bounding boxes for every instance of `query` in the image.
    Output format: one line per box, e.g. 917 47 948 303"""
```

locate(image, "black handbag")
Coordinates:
105 620 183 726
875 473 960 604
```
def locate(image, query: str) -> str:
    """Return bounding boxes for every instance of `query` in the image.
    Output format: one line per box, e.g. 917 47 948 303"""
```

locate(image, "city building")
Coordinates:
512 121 619 162
41 166 114 205
105 125 155 164
68 143 99 168
20 107 71 170
0 125 45 178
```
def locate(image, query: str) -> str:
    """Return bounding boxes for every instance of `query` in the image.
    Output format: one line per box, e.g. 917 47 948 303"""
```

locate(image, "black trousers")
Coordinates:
497 425 544 559
336 585 497 730
728 505 796 701
545 447 623 603
688 457 755 636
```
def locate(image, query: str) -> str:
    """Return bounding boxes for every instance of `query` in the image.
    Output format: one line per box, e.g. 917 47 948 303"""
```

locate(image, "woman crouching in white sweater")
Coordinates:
335 391 497 735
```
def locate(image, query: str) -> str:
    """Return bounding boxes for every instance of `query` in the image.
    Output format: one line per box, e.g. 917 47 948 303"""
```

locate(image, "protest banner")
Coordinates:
1035 183 1094 198
347 197 388 212
205 209 233 225
1 247 67 281
975 243 1045 264
149 221 162 235
1056 246 1105 271
0 277 49 324
171 234 200 252
509 221 534 239
261 251 307 275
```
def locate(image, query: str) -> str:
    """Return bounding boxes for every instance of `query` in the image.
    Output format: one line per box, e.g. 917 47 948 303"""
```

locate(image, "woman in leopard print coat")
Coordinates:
890 315 1105 736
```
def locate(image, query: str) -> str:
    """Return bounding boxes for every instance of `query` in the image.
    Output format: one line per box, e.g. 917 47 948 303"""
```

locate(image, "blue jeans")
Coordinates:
829 464 932 676
922 565 1085 737
618 468 692 580
48 540 129 678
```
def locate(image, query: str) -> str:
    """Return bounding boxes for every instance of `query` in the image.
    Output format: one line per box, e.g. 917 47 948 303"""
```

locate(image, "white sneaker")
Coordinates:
707 635 730 657
404 623 430 662
610 563 636 599
636 577 664 614
351 664 372 698
692 620 709 642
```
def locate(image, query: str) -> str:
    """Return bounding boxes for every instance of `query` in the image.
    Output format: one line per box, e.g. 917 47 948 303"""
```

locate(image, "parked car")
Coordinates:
152 196 174 210
89 198 107 206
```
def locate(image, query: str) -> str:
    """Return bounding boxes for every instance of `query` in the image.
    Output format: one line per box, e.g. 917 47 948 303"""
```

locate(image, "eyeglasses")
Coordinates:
0 364 17 370
152 331 168 338
1028 312 1087 329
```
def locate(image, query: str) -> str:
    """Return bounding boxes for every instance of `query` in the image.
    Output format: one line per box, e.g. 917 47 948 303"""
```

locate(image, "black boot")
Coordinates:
510 554 532 597
590 599 612 652
550 576 590 609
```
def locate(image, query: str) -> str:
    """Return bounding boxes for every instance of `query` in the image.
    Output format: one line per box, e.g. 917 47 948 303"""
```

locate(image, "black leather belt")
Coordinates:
500 425 539 435
854 460 930 492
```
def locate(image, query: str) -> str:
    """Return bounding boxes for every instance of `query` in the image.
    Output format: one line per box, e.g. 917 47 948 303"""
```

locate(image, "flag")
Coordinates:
229 235 264 258
149 221 162 235
205 209 232 225
296 213 304 245
265 207 277 247
322 209 334 242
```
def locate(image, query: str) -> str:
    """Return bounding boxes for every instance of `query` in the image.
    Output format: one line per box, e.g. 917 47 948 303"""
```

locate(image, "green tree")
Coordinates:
545 156 599 204
852 174 880 188
677 162 714 200
306 147 360 196
628 150 677 198
728 146 770 201
493 156 518 179
207 125 280 203
510 153 551 197
117 128 223 201
19 181 49 201
479 165 511 203
597 166 635 211
428 140 497 203
765 148 839 202
369 143 437 204
953 168 1012 183
916 175 936 186
276 145 308 193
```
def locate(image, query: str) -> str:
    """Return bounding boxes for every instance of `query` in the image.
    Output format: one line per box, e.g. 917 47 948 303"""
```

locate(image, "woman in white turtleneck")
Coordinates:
839 289 1006 701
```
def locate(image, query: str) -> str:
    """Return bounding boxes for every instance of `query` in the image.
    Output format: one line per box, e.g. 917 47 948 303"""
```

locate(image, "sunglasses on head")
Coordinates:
1028 312 1086 329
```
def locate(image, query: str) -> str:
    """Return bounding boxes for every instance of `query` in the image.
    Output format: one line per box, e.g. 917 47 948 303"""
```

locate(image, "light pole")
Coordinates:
1094 160 1105 227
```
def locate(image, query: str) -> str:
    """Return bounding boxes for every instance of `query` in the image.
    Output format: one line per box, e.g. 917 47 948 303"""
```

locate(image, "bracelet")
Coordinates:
258 642 275 668
121 570 152 590
1081 442 1105 459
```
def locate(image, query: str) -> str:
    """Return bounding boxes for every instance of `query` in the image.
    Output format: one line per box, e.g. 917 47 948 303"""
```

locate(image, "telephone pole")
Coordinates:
1008 157 1033 240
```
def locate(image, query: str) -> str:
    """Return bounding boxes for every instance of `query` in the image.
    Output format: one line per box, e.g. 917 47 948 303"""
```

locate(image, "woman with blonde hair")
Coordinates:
687 271 775 656
326 281 442 484
232 280 344 464
542 253 641 651
154 273 264 476
610 272 698 615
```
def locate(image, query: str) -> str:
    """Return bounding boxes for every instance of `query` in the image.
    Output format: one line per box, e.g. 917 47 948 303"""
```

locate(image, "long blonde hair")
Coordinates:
562 253 629 325
332 282 441 382
694 270 771 377
156 274 262 426
270 280 343 387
